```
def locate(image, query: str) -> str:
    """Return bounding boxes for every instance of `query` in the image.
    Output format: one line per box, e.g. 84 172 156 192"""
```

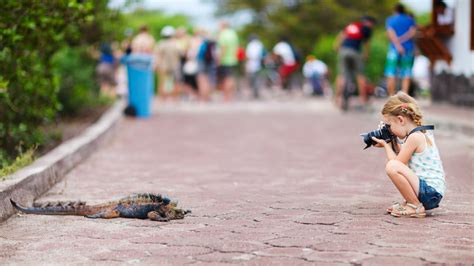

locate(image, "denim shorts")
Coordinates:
418 179 443 210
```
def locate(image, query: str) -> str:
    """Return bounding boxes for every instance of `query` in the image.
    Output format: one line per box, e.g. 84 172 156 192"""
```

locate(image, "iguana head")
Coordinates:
161 201 191 220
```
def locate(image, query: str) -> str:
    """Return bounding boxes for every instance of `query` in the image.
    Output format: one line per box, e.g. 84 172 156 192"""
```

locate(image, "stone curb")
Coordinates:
0 99 126 222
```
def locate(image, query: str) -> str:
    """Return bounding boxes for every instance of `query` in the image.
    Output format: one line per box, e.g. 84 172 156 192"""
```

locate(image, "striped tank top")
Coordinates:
407 132 446 195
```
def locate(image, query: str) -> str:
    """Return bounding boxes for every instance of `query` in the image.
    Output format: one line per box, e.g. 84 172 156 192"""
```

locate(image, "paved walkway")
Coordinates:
1 98 473 264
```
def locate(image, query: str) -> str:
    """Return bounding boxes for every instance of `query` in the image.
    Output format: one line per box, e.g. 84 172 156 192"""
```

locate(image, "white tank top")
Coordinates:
407 132 446 195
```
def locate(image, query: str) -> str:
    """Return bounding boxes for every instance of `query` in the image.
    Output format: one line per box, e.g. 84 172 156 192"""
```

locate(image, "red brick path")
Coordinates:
1 99 473 264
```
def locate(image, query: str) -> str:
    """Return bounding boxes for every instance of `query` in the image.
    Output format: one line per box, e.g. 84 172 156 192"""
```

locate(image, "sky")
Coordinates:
109 0 455 30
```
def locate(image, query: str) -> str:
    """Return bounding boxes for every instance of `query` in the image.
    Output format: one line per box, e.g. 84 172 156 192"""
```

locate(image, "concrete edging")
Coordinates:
0 99 126 222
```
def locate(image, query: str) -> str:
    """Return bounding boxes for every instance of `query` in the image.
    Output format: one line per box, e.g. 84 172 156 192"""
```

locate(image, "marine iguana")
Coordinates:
10 193 190 222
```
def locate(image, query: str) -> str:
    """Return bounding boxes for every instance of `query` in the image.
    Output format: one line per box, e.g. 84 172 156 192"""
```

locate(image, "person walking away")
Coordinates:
302 55 328 96
181 28 204 100
155 26 180 101
197 30 217 101
217 21 239 101
273 37 298 91
384 3 417 96
131 25 155 55
334 16 376 108
371 92 445 218
245 34 265 99
96 43 117 97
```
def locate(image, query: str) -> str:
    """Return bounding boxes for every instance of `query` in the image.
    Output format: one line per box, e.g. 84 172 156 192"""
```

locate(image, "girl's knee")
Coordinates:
385 159 401 175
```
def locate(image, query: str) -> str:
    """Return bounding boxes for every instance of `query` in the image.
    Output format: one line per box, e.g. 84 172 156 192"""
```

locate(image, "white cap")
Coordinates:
161 26 175 37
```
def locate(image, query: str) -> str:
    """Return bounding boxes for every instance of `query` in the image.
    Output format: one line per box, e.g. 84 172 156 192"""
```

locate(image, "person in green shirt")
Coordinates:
217 21 239 101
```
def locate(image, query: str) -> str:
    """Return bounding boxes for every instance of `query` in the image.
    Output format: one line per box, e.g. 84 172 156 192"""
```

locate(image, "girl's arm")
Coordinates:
372 134 422 164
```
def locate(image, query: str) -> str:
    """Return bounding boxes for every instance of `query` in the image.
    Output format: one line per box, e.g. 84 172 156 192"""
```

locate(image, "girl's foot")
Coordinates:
390 203 426 218
386 201 406 214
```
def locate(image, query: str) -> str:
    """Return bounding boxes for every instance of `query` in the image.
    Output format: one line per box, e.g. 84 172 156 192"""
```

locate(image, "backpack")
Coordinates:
204 40 216 64
344 22 364 40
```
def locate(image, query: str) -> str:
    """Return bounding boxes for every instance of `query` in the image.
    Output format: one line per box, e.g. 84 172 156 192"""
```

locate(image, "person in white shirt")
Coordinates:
245 35 265 98
435 0 454 26
303 55 328 96
273 37 298 90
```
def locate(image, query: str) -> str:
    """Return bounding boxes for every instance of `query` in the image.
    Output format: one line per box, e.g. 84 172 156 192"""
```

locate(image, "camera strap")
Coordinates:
407 125 435 137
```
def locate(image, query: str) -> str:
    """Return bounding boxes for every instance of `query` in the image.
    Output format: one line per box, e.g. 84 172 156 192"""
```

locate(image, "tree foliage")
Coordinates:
0 1 113 161
121 8 190 40
215 0 398 54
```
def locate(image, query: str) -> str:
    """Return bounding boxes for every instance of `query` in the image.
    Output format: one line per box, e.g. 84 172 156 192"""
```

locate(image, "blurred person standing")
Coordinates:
96 42 117 97
155 26 180 100
435 0 454 27
302 55 328 96
131 25 155 54
273 37 298 91
384 3 417 95
197 30 217 101
181 28 204 100
334 16 376 108
217 21 239 101
175 27 191 98
245 34 265 99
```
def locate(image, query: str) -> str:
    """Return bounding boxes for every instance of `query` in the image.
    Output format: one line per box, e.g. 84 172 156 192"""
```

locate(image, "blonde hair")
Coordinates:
382 92 432 145
381 92 423 126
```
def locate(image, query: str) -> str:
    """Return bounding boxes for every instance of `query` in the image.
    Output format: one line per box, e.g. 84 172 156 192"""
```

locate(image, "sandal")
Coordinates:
386 201 406 214
390 203 426 218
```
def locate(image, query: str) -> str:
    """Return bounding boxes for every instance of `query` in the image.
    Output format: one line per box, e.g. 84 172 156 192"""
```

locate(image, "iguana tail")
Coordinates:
10 199 99 216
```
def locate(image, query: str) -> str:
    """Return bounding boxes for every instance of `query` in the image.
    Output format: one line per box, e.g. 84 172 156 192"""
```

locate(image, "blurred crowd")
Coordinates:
94 1 452 109
95 21 330 103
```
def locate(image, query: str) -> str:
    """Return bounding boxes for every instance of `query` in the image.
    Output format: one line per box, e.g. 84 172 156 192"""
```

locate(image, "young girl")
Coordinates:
372 92 445 218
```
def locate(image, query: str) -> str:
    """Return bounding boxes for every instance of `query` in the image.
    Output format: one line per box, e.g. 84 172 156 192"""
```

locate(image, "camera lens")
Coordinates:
361 124 394 149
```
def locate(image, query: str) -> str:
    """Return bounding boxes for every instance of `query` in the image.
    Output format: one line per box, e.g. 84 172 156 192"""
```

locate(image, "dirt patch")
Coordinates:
38 105 110 156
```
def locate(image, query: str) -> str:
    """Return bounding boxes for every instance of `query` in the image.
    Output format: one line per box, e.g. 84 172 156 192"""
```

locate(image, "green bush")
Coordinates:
52 46 100 116
0 147 35 180
365 29 390 84
0 1 96 163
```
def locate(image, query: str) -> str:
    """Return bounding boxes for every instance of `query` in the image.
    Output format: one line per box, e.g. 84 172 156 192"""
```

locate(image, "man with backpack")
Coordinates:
334 16 377 109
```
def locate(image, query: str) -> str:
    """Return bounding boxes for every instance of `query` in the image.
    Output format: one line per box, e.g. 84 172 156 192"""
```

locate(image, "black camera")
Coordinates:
361 123 395 149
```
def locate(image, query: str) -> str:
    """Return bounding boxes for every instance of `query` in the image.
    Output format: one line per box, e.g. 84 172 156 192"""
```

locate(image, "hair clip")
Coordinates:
401 103 409 113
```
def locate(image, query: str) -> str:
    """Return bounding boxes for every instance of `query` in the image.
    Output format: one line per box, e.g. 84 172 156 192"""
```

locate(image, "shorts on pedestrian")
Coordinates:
384 48 414 78
96 63 117 86
183 74 198 91
217 65 236 82
278 63 298 80
337 47 363 77
418 178 443 210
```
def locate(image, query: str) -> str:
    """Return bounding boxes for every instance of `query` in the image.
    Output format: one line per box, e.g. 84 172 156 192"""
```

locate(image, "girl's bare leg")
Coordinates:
385 159 421 205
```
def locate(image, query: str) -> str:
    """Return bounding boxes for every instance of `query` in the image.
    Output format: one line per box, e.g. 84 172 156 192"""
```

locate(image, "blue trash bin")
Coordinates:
123 54 154 118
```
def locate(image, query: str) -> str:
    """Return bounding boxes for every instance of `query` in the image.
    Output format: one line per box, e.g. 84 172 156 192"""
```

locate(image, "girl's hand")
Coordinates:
371 137 388 148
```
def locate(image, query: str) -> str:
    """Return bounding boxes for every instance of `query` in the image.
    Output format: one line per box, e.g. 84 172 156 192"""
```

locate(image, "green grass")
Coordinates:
0 148 35 180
